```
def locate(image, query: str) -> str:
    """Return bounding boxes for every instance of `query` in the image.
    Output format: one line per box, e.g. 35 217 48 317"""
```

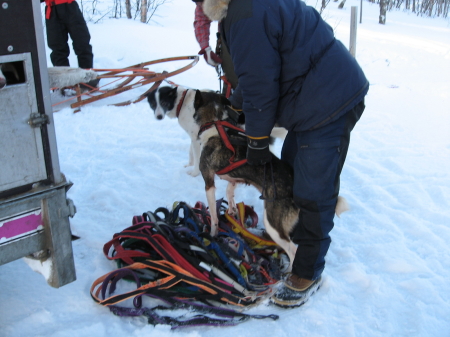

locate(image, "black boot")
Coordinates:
79 78 100 93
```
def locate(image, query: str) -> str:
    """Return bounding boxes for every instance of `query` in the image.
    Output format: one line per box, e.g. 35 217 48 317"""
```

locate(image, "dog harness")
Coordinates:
199 120 248 174
91 200 283 328
175 89 188 118
199 121 281 201
44 0 75 19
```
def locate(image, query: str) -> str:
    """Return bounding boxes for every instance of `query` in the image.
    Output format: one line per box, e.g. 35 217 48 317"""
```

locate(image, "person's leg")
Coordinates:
273 101 364 307
291 101 364 280
66 2 94 69
46 5 70 67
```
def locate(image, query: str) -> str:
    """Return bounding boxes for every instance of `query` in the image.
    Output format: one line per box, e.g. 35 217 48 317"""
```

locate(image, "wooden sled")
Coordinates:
51 55 199 112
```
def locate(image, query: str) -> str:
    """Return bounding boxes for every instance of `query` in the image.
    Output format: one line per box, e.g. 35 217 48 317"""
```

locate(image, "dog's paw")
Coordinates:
184 163 193 168
335 196 350 217
187 169 201 177
227 206 237 217
210 224 219 237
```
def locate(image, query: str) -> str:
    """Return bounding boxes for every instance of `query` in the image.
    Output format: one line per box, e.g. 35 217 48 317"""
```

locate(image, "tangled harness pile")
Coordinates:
90 200 288 328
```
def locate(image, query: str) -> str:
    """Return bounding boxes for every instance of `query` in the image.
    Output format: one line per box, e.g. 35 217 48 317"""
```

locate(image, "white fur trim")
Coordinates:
47 67 98 88
202 0 230 21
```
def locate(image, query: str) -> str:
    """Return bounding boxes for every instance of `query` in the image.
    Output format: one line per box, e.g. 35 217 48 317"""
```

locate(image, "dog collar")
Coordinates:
176 89 188 118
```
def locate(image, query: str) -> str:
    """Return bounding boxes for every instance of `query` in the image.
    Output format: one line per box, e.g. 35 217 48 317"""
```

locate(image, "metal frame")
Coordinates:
0 0 76 288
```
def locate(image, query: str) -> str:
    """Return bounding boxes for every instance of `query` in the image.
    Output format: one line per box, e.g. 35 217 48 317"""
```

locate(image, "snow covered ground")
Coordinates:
1 0 449 336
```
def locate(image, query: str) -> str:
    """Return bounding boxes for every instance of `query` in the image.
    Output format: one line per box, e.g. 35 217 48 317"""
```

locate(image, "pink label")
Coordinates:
0 210 43 243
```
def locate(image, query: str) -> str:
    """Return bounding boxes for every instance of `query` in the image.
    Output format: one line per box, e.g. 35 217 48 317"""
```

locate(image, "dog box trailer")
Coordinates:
0 0 76 287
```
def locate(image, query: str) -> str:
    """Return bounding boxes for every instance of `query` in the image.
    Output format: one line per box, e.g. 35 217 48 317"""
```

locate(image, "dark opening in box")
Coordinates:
1 61 26 85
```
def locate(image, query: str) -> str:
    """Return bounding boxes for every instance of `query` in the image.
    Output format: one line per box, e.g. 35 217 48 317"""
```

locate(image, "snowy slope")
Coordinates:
1 0 449 336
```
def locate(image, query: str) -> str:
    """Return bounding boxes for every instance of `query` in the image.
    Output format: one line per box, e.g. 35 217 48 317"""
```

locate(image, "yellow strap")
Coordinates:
247 135 269 140
224 203 277 249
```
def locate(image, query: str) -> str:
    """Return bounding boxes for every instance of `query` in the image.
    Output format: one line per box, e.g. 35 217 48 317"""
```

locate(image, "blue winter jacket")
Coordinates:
218 0 369 137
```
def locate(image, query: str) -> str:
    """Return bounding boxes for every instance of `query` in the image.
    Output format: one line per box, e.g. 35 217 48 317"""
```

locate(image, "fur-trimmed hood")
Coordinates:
202 0 230 21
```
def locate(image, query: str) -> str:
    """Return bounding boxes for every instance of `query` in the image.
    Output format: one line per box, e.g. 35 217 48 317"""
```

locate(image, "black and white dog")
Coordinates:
146 86 220 177
146 87 348 272
146 85 287 177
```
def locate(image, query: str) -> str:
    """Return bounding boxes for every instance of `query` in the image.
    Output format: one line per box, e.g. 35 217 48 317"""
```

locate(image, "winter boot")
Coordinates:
79 78 100 93
271 273 322 308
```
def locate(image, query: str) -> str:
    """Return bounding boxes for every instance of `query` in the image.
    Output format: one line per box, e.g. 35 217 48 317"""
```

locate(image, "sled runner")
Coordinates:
50 55 199 112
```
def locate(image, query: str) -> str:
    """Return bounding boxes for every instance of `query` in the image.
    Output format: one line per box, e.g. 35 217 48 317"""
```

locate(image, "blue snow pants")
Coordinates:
281 100 365 280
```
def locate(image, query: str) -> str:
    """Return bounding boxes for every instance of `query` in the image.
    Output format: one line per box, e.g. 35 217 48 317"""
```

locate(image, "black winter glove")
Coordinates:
247 136 272 166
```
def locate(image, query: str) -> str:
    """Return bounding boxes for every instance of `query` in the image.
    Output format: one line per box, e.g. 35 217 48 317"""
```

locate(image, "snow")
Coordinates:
1 0 450 336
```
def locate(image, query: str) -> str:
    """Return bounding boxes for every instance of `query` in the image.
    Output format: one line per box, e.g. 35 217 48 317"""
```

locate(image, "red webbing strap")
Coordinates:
132 215 145 225
103 229 210 283
103 230 174 265
242 204 259 228
216 122 237 160
44 0 75 19
103 237 148 266
152 234 211 283
216 159 247 175
198 121 215 135
220 76 232 98
193 201 212 227
213 121 247 174
175 89 188 118
216 120 246 134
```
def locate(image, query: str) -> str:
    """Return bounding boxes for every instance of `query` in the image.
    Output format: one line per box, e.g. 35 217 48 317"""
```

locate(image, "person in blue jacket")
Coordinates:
202 0 369 307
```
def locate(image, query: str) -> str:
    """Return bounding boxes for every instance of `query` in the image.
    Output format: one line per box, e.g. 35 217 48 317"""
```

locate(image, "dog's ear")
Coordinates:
145 89 156 99
194 90 204 110
169 86 178 98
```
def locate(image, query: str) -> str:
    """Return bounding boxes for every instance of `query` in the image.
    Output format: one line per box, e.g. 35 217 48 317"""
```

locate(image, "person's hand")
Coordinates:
199 47 222 67
247 136 272 165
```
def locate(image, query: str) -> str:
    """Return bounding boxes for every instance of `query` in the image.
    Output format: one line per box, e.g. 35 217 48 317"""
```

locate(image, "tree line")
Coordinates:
373 0 449 24
77 0 449 25
78 0 167 23
374 0 449 18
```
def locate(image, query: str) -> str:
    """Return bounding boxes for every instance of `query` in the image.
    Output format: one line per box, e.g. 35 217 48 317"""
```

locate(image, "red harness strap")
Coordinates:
199 121 247 175
44 0 75 19
220 76 232 98
176 89 188 118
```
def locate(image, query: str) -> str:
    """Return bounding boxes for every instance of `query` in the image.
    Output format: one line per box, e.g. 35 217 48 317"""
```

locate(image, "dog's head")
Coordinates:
193 89 232 126
146 86 178 120
0 65 6 89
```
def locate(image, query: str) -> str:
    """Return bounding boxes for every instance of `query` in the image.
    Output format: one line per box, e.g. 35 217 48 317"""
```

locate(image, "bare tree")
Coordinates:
370 0 449 18
379 0 387 23
321 0 331 12
126 0 132 19
100 0 166 23
141 0 148 22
